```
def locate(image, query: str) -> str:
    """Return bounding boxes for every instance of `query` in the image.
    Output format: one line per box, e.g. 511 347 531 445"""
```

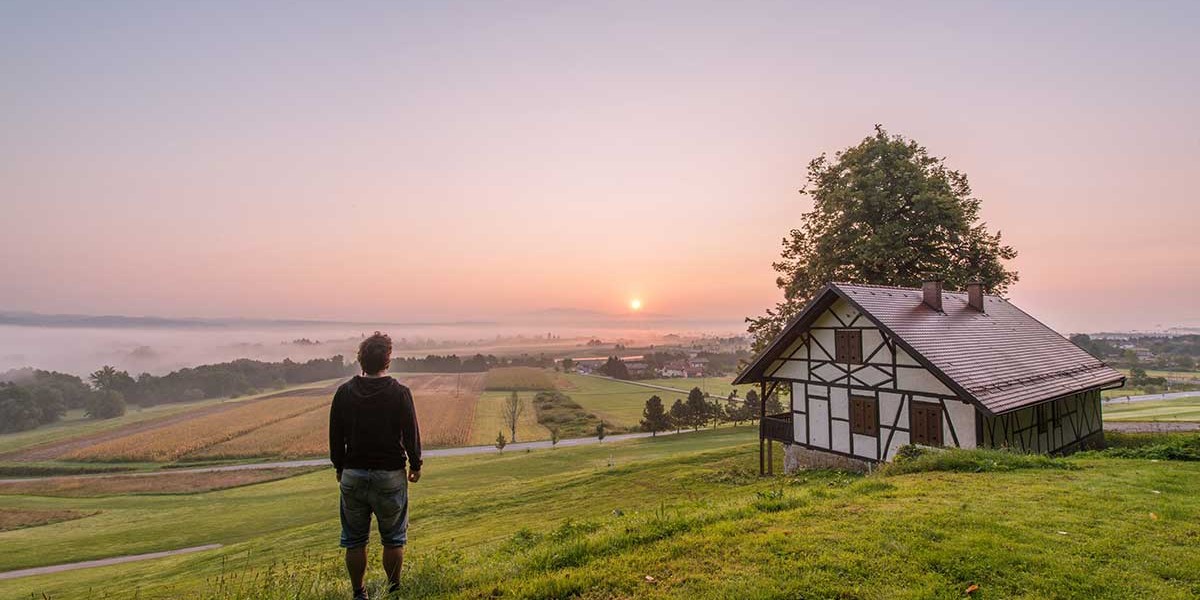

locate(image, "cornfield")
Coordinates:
64 374 485 462
65 394 329 462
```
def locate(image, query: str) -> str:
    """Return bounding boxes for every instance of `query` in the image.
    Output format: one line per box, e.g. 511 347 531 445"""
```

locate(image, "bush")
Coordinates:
1088 432 1200 461
880 446 1075 476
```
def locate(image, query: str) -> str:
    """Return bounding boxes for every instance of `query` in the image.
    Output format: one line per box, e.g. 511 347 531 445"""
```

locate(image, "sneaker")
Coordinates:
387 582 401 596
353 588 369 600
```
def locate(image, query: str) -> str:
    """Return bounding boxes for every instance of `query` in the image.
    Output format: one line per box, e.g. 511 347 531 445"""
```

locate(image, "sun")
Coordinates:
629 298 643 311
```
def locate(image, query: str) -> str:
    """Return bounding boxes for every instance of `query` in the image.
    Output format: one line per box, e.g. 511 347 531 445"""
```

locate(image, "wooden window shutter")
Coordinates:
851 395 877 436
835 330 863 364
910 401 942 447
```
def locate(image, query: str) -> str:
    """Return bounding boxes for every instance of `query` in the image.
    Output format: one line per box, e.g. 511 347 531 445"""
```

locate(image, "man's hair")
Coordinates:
357 331 393 375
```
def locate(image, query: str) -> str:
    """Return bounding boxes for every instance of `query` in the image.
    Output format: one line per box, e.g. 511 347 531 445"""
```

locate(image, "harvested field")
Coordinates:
0 509 96 532
483 367 555 391
3 385 337 462
0 467 316 497
188 373 483 459
188 406 331 460
64 393 331 462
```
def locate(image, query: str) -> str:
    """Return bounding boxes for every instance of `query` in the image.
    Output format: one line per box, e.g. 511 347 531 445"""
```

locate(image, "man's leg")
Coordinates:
382 545 404 591
345 546 368 593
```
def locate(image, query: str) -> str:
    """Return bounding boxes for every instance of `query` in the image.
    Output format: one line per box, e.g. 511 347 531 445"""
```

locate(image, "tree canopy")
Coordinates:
748 126 1018 351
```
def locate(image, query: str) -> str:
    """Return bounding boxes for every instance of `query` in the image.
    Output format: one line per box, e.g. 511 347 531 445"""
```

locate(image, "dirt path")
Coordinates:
0 544 223 580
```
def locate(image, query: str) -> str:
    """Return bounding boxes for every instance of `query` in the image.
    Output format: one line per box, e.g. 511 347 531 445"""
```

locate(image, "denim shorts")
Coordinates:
339 469 409 548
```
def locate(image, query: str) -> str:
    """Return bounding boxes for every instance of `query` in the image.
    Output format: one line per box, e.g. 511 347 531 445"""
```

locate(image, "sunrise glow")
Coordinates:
630 299 643 311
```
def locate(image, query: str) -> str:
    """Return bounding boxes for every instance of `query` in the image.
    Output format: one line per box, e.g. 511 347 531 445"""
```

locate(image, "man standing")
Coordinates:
330 332 422 600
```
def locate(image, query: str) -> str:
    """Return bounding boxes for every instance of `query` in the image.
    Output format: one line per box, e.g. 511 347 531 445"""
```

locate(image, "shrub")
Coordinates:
880 446 1075 476
1087 432 1200 461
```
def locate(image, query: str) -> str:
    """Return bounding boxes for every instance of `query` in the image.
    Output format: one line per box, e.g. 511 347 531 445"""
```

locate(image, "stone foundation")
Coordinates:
784 444 871 473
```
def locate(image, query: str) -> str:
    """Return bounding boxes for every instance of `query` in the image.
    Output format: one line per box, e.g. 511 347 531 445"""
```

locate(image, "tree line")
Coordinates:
0 355 352 434
639 387 784 435
390 353 554 373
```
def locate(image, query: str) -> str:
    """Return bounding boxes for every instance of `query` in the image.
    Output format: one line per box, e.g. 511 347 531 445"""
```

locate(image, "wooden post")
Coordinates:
759 381 767 475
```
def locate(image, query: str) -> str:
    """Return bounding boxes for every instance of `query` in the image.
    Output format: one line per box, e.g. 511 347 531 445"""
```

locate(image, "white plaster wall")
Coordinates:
852 433 878 460
831 420 850 454
944 399 977 448
897 367 955 396
809 399 830 449
830 387 848 419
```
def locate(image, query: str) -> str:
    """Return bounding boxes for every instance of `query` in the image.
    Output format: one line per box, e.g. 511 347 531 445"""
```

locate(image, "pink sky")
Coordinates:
1 2 1197 333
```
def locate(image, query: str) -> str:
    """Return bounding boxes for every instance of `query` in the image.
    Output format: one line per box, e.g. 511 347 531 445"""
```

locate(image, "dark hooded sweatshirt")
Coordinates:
329 376 422 472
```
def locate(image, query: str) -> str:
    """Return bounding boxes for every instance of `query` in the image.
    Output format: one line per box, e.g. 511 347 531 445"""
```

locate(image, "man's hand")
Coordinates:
408 469 421 483
336 469 342 483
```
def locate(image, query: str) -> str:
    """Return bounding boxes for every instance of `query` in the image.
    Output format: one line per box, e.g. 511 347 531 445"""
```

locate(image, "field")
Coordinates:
401 372 485 448
63 391 332 462
0 509 95 532
0 381 339 459
468 391 549 445
0 374 485 465
2 428 1199 599
1104 396 1200 422
639 376 746 399
556 374 747 429
483 367 556 391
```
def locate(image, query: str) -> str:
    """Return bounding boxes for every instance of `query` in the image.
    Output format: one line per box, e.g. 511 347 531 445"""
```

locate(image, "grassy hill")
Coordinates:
2 428 1198 599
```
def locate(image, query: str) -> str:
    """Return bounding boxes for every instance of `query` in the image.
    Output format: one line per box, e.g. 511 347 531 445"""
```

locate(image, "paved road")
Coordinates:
0 428 694 484
1103 421 1200 433
1103 391 1200 404
0 544 223 581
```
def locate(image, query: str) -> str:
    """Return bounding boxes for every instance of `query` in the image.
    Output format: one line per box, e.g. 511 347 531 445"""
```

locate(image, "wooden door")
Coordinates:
909 400 943 447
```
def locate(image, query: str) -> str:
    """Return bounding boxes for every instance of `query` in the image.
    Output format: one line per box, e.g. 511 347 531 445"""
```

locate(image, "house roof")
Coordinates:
735 282 1125 415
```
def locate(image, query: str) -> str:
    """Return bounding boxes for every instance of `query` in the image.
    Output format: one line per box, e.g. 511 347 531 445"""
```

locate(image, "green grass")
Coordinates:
558 374 755 430
879 446 1077 475
1103 396 1200 422
3 428 1200 599
0 379 341 457
467 391 550 445
638 376 748 399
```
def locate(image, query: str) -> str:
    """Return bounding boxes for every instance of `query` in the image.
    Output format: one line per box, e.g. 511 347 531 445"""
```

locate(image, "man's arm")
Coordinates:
398 386 422 478
329 389 344 480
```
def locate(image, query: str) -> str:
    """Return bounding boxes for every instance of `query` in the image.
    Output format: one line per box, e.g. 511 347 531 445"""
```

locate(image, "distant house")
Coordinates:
662 360 691 378
735 281 1125 473
624 360 651 377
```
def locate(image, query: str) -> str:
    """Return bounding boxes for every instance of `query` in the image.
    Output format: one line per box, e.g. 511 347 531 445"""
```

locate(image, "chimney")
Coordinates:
922 277 943 312
967 281 985 312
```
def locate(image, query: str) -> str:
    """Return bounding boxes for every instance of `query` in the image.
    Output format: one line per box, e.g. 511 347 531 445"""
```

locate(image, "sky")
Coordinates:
1 1 1197 333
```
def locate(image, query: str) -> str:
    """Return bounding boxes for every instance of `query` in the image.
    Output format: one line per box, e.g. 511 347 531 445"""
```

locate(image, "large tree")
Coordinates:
640 395 670 436
747 126 1018 352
